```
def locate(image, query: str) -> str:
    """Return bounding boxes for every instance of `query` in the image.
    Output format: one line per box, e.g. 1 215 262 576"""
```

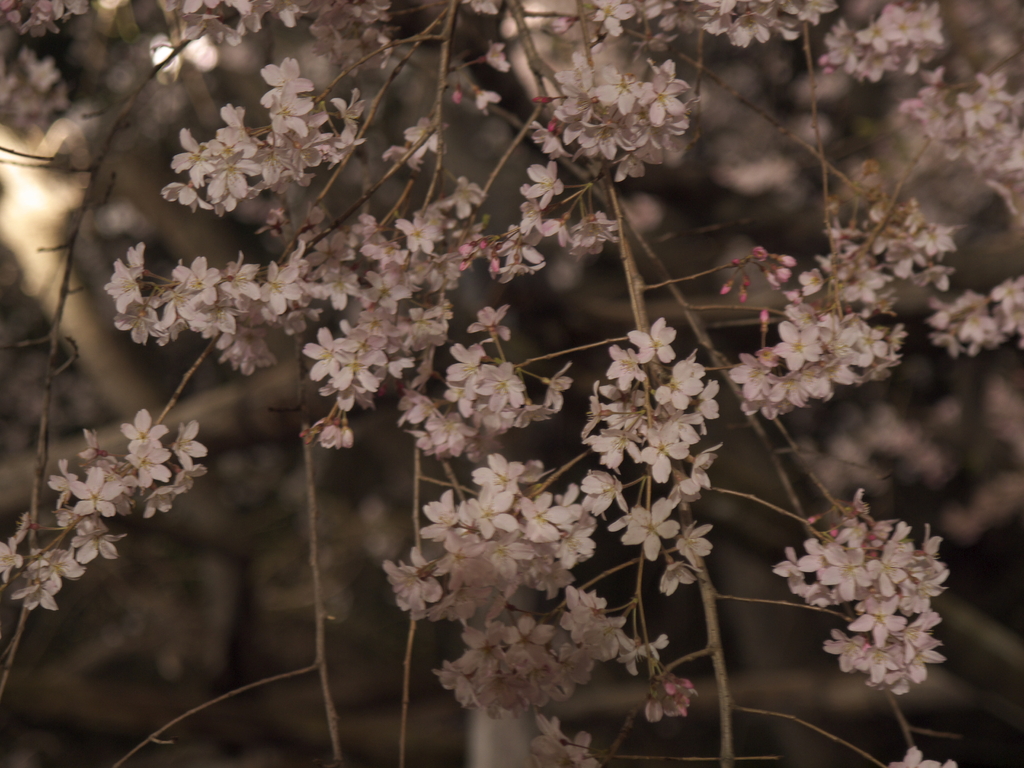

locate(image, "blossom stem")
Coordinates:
156 336 217 426
715 593 846 620
734 706 888 768
110 663 318 768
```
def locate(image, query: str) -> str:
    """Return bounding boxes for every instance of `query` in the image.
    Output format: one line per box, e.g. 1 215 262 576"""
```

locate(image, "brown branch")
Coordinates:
299 345 343 763
734 706 888 768
696 564 735 768
155 337 218 426
715 593 847 620
708 487 817 536
399 619 417 768
109 664 318 767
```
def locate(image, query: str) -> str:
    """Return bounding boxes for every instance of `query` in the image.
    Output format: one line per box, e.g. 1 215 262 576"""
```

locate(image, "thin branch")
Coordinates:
300 346 343 763
423 0 462 205
600 702 643 767
0 144 56 161
482 103 543 198
696 564 735 768
517 337 629 367
887 690 915 750
0 607 29 702
155 337 217 425
715 593 846 620
399 618 417 768
734 706 888 768
530 450 590 497
708 486 817 536
109 664 318 768
663 645 714 674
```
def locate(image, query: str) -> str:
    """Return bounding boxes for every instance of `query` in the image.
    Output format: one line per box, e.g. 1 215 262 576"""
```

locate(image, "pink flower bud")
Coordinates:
452 85 463 105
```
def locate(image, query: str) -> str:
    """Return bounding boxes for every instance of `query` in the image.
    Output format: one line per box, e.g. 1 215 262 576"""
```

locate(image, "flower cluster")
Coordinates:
107 243 317 373
163 58 364 215
821 2 944 82
584 319 720 498
396 306 571 460
161 0 392 69
386 456 601 716
927 275 1024 357
729 302 905 418
0 48 68 129
901 69 1024 224
385 448 709 721
665 0 838 47
1 410 205 623
4 0 89 34
774 493 948 694
819 196 956 315
547 54 695 182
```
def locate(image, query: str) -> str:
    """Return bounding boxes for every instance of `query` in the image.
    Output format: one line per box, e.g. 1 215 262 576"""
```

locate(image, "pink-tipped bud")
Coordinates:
533 96 555 104
339 425 354 449
452 85 463 105
489 257 501 275
731 258 741 266
751 246 769 261
759 309 769 325
720 283 732 295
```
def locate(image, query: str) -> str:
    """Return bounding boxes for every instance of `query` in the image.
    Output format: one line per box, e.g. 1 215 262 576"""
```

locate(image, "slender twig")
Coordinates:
887 690 915 750
655 217 756 242
530 450 590 497
109 664 318 768
423 0 462 205
401 446 422 768
0 607 30 702
708 487 817 535
155 337 217 425
696 564 735 768
644 264 735 290
517 337 629 367
600 702 643 767
442 460 466 503
399 618 417 768
507 0 557 85
299 345 343 764
803 23 838 263
734 706 888 768
482 103 542 198
663 645 714 674
715 593 846 620
0 144 56 161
